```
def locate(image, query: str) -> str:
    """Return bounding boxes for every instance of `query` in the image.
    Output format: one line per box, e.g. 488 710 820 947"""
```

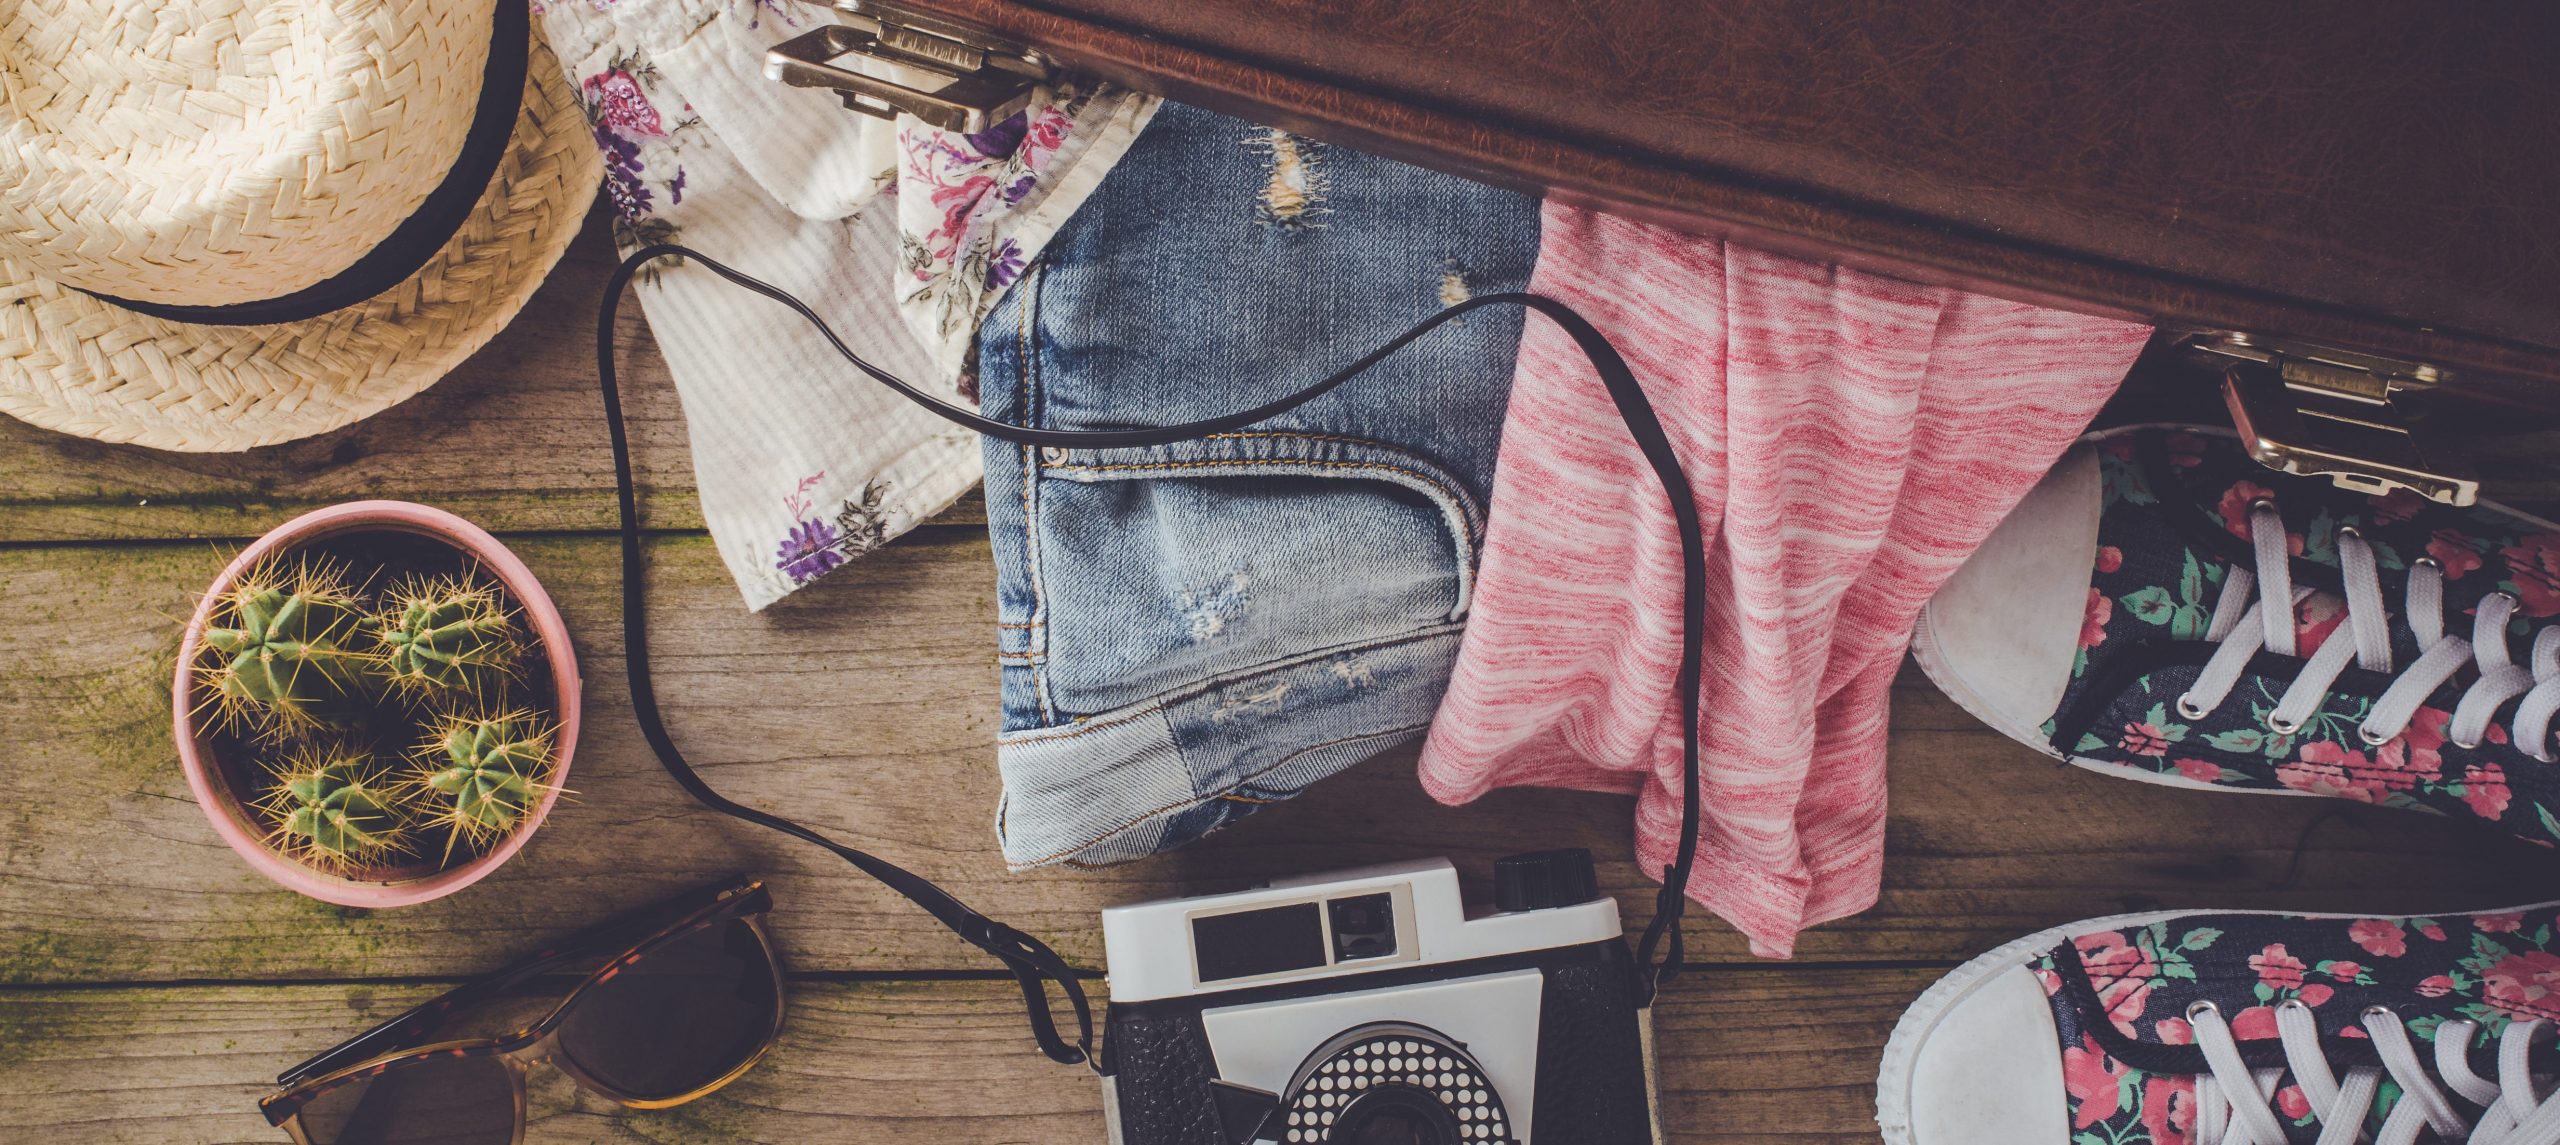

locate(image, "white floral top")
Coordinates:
532 0 1155 608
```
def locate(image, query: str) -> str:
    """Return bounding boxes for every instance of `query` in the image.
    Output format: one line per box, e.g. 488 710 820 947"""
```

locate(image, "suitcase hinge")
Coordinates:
766 1 1051 133
2190 332 2479 507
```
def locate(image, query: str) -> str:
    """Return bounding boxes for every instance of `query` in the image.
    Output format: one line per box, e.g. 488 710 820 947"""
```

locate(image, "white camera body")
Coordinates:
1099 855 1653 1145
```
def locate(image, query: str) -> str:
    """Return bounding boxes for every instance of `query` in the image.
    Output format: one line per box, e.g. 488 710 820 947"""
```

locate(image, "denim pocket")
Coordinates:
1029 435 1481 716
971 97 1539 863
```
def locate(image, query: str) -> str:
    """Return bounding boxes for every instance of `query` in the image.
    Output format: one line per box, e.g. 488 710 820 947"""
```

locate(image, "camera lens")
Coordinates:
1333 1084 1461 1145
1328 893 1396 961
1279 1026 1509 1145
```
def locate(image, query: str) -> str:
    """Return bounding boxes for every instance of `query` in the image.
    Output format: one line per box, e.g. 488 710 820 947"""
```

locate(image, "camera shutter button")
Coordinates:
1492 848 1599 912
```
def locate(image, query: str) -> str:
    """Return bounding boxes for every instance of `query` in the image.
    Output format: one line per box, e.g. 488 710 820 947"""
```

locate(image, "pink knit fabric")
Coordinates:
1417 206 2152 956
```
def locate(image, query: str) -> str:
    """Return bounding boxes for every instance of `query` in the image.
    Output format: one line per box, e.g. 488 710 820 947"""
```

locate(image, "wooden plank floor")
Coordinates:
7 216 2560 1142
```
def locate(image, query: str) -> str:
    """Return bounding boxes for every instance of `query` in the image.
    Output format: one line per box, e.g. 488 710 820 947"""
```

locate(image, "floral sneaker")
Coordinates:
1876 902 2560 1144
1915 424 2560 840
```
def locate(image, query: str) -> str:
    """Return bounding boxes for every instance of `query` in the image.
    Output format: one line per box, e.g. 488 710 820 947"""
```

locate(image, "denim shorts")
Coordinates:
976 100 1541 867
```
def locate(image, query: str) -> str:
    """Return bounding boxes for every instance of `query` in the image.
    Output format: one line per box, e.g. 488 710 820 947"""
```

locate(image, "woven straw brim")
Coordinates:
0 1 488 304
0 33 602 453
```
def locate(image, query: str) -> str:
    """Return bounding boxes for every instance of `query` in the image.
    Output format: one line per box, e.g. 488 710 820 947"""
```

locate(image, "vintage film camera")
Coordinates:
1098 852 1661 1145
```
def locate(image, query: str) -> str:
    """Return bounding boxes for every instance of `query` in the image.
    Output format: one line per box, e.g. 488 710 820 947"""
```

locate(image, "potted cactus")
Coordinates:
195 559 377 734
411 712 557 858
258 745 408 871
173 502 581 907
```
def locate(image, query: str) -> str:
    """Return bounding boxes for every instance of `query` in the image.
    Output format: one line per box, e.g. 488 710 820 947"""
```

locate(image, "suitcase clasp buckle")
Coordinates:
766 1 1050 133
2197 333 2479 507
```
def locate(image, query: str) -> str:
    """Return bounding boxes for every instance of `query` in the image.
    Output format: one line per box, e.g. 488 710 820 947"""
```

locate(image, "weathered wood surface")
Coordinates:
7 205 2560 1143
0 968 1908 1145
7 527 2560 989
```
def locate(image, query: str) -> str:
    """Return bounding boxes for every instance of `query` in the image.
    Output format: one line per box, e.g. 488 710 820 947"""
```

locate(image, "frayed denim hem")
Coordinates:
995 623 1464 867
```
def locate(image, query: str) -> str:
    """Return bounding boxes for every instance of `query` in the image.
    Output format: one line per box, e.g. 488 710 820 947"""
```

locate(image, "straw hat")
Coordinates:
0 0 602 451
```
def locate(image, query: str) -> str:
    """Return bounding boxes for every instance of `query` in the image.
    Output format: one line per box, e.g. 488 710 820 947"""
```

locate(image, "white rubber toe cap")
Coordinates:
1882 963 2072 1144
1913 444 2103 748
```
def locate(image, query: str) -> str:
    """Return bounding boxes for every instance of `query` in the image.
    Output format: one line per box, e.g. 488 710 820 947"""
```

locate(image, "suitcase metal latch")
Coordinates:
766 1 1050 133
2194 333 2478 507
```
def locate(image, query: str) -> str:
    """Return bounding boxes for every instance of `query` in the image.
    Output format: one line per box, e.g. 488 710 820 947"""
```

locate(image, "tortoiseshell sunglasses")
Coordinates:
259 878 783 1145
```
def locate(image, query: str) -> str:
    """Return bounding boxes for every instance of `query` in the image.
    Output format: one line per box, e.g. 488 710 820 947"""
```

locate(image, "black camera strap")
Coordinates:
594 243 1707 1067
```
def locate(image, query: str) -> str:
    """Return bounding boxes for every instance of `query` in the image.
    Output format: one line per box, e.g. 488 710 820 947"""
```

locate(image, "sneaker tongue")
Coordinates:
2290 591 2350 659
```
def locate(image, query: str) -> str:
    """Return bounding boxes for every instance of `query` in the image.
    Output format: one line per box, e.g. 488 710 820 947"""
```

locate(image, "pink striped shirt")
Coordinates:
1418 205 2151 956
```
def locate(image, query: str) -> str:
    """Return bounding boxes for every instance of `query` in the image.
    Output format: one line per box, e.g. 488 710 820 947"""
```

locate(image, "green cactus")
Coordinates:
370 574 524 704
411 713 557 855
196 558 374 734
257 747 405 869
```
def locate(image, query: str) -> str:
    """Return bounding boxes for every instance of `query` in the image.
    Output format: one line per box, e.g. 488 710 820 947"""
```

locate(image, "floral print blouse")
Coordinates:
532 0 1155 608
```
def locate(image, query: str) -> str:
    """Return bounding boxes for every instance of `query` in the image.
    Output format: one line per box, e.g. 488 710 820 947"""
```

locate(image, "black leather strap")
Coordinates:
86 2 529 326
593 242 1709 1063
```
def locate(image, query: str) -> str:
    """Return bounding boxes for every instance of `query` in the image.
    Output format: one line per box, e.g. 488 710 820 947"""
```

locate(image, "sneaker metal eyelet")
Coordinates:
2490 590 2521 609
2266 713 2304 735
2454 737 2483 751
2187 1000 2221 1021
2277 998 2312 1014
2413 556 2443 572
2250 498 2279 515
2358 726 2395 747
2177 695 2212 721
2337 525 2364 541
2362 1004 2400 1024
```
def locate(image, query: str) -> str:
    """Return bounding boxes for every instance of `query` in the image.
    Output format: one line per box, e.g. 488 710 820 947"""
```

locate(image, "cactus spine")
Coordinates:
412 713 557 855
371 575 524 705
197 558 374 733
257 747 405 869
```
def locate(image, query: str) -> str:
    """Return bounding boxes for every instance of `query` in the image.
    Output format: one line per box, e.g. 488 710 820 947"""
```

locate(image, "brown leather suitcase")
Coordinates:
769 1 2560 506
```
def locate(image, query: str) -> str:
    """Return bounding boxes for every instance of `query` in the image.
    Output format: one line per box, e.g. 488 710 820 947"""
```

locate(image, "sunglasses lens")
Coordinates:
555 917 781 1101
292 1052 515 1145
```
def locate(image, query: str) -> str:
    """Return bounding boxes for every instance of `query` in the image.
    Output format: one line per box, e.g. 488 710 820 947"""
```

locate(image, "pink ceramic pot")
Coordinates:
172 501 582 908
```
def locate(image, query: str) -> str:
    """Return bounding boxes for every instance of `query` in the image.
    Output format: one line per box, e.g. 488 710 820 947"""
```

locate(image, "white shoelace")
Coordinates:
2176 499 2560 762
2190 1000 2560 1145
